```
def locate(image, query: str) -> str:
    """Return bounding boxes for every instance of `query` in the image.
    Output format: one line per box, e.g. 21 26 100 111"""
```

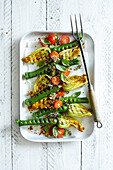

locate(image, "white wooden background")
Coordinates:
0 0 113 170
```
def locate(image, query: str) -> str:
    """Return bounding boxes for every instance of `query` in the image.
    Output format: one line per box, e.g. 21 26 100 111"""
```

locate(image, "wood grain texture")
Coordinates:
77 1 113 170
11 1 47 170
1 0 113 170
0 0 12 169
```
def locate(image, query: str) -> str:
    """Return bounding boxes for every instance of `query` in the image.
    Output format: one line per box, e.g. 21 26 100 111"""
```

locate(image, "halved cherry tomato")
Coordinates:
62 70 70 77
50 51 59 61
61 35 70 45
54 100 63 109
49 127 65 138
47 35 56 44
56 89 65 97
57 128 65 138
51 75 61 85
40 38 49 47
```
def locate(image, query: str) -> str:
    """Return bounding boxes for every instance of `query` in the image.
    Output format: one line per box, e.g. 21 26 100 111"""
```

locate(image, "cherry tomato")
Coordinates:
61 35 70 45
56 89 65 97
51 75 61 85
49 126 53 136
62 70 70 77
50 51 59 61
54 100 63 109
57 128 65 138
40 38 49 47
47 35 56 45
49 127 65 138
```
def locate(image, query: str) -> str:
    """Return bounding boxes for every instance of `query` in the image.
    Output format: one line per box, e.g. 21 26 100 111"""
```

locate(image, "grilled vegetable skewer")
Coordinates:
16 118 57 126
33 105 69 118
25 58 80 80
52 40 79 52
60 97 89 104
25 86 61 107
16 116 84 132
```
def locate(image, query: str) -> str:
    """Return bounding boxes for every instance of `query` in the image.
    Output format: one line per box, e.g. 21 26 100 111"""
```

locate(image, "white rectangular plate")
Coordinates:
20 31 95 142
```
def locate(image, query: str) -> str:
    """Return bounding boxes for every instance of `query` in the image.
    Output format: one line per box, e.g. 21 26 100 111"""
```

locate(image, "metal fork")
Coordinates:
70 14 102 128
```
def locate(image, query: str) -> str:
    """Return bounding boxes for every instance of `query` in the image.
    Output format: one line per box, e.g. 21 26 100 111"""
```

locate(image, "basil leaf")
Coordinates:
44 125 50 132
55 34 58 39
37 61 44 67
55 64 67 71
62 59 69 67
71 91 81 97
64 129 67 136
60 72 66 82
52 126 58 137
49 45 55 49
41 39 51 44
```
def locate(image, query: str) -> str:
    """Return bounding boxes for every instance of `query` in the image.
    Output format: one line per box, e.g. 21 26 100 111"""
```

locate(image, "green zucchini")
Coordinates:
16 117 57 126
25 63 53 80
52 40 79 53
25 86 61 107
25 59 80 80
33 105 69 118
69 58 80 66
60 97 89 104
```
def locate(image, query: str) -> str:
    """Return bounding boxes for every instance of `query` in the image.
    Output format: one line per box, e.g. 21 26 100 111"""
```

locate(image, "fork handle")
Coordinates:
89 85 101 123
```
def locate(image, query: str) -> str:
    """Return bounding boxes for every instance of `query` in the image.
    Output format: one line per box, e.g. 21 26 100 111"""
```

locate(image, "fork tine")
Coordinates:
75 14 79 38
79 14 83 38
70 16 74 36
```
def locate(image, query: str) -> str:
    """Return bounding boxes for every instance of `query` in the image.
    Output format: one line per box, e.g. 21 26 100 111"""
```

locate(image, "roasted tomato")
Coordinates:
49 127 65 138
47 35 56 45
62 70 70 77
50 51 59 61
61 35 70 45
57 128 65 138
54 100 63 109
51 75 61 85
49 126 53 136
56 89 65 97
40 38 49 47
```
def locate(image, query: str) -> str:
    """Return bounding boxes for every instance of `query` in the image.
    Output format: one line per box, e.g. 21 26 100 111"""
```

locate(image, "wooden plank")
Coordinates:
47 1 81 170
11 1 48 170
77 1 113 170
0 0 12 169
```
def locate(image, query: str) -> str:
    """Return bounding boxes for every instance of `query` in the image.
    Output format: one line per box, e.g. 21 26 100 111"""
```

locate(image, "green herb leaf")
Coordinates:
71 91 81 97
52 126 58 137
41 39 51 44
64 129 67 136
55 64 67 72
44 125 50 132
37 61 44 67
55 34 58 40
49 45 55 49
60 72 66 82
62 59 69 67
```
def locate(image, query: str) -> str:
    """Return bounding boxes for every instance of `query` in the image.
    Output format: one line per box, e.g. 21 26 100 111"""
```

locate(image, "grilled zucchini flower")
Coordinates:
59 47 80 61
31 75 51 96
58 116 84 132
63 74 87 91
22 47 51 64
68 103 92 117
